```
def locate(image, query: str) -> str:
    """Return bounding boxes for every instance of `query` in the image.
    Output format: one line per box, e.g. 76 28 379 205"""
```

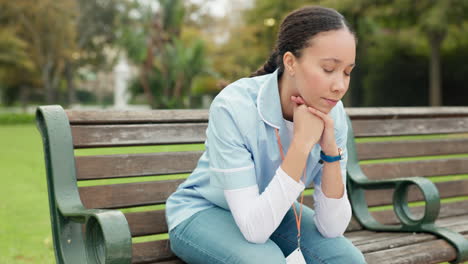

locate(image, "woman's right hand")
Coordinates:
291 96 324 151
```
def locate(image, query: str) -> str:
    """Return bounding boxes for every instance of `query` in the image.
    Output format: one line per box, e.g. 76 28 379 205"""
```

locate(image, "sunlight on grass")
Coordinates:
355 133 468 143
77 173 190 187
360 153 468 165
74 144 205 156
369 196 468 212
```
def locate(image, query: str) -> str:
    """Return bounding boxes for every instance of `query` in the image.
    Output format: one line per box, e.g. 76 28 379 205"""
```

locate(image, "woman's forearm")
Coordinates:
320 145 345 198
281 139 314 182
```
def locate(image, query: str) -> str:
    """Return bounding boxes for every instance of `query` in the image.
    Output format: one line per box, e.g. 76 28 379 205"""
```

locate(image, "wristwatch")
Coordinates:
319 148 343 163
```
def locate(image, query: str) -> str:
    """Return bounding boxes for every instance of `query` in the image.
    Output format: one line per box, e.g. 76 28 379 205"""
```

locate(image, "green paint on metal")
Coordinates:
36 105 133 264
345 115 468 264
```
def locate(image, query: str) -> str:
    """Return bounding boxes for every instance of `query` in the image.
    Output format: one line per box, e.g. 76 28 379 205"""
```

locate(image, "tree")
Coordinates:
121 0 210 108
324 0 468 106
64 0 125 105
0 0 77 104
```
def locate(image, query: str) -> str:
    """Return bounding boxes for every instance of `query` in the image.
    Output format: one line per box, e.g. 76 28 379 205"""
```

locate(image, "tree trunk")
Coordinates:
65 62 77 106
42 60 54 104
428 32 445 106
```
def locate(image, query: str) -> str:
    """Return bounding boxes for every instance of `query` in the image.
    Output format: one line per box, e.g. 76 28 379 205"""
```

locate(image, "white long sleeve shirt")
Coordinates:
224 119 352 243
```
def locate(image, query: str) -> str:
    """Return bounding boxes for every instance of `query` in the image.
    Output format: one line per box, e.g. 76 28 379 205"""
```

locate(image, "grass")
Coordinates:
0 124 54 264
1 124 467 263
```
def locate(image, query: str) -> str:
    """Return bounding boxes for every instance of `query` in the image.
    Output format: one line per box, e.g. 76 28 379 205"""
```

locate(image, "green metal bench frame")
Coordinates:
345 115 468 264
36 105 468 263
36 105 132 264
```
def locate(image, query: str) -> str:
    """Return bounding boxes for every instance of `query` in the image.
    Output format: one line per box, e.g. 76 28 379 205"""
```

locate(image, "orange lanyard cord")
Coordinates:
275 128 305 241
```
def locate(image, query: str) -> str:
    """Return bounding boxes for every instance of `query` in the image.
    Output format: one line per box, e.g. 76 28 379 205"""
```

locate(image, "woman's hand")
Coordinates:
291 96 338 155
290 96 324 151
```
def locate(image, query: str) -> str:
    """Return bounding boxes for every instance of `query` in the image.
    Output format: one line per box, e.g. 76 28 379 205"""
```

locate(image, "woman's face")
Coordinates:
290 29 356 114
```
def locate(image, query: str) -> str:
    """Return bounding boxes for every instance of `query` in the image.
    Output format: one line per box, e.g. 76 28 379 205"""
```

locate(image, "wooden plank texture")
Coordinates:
79 179 185 209
356 138 468 160
361 158 468 179
363 236 463 264
75 151 203 180
351 117 468 137
66 109 209 124
65 107 468 125
132 240 176 264
71 123 207 148
345 107 468 119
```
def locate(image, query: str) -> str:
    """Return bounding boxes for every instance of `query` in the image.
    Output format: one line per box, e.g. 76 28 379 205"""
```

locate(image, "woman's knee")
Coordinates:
299 236 365 264
321 239 365 264
231 240 286 264
342 244 366 264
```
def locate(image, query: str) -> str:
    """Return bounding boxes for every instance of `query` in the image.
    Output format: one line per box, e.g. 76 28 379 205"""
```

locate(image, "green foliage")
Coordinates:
121 0 211 109
192 75 219 95
362 33 429 106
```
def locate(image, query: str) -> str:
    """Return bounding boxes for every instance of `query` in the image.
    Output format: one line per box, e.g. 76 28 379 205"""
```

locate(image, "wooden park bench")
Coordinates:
36 105 468 264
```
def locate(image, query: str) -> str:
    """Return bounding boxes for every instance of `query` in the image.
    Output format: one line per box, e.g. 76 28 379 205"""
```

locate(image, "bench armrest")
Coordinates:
347 173 440 231
36 105 132 264
347 174 468 263
345 115 468 263
66 208 132 264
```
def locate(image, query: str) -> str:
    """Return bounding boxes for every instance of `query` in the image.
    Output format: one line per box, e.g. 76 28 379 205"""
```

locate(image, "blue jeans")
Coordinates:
169 204 366 264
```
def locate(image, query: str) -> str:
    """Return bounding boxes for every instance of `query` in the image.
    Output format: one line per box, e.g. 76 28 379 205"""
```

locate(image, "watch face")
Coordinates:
338 148 343 157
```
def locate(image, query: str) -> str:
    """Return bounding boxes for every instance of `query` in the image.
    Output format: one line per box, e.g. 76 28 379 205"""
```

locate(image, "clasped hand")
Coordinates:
290 96 338 155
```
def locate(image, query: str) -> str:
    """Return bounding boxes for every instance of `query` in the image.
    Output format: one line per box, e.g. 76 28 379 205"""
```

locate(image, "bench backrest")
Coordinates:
64 107 468 263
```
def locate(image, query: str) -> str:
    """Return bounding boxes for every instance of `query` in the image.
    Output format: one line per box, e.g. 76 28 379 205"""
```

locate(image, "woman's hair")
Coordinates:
251 6 355 77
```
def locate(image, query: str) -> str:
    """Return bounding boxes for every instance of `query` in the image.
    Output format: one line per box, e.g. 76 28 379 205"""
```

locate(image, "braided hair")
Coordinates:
251 6 355 77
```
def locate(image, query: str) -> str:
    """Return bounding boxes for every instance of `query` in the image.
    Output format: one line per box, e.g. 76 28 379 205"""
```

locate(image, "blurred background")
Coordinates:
1 0 468 263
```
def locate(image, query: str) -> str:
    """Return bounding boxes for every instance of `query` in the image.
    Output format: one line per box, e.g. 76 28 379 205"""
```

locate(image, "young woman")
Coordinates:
166 5 366 264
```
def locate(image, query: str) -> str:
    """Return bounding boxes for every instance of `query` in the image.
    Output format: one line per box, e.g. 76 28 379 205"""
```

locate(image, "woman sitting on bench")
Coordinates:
166 5 365 264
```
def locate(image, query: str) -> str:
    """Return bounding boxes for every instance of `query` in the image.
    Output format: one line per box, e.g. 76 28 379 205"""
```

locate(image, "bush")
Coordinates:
362 35 429 106
0 113 35 124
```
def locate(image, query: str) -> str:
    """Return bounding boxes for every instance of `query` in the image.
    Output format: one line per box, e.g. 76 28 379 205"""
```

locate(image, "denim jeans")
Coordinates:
169 204 366 264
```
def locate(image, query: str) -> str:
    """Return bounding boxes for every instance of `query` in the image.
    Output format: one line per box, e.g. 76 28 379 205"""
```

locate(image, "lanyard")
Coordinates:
275 128 305 249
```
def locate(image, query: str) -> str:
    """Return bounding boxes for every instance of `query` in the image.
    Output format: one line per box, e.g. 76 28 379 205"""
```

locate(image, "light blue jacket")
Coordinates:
165 69 349 231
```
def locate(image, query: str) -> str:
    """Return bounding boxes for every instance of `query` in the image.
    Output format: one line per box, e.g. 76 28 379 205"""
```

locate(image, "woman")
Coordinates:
166 5 366 264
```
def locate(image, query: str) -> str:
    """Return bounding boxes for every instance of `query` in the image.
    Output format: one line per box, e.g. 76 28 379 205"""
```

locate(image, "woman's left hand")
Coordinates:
291 96 338 155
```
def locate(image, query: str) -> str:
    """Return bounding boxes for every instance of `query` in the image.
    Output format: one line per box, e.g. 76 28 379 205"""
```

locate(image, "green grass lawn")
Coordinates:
1 124 465 263
0 124 54 263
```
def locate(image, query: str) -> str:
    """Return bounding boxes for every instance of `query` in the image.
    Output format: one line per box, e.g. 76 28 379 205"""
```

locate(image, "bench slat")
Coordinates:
66 109 209 124
363 235 467 264
132 240 176 264
349 214 468 245
71 124 208 148
351 117 468 137
75 151 202 180
65 107 468 124
361 158 468 179
345 107 468 119
356 138 468 160
79 179 185 209
351 219 468 253
126 210 167 237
